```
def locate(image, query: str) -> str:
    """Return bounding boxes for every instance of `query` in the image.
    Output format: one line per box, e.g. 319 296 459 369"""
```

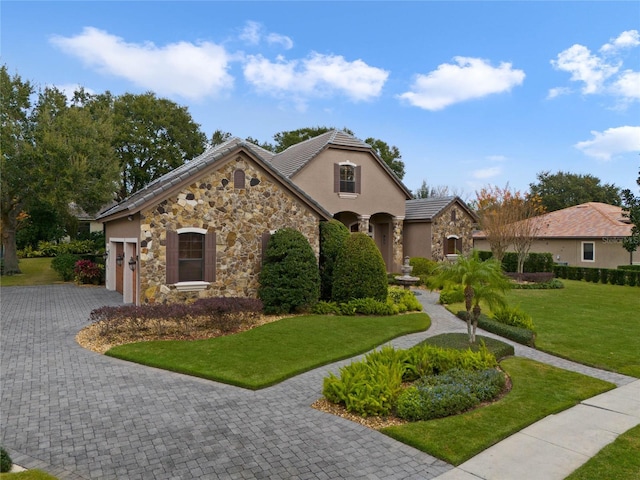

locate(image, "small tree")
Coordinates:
332 233 388 303
258 228 320 314
319 220 350 300
622 168 640 264
475 185 519 264
430 251 511 344
510 194 545 276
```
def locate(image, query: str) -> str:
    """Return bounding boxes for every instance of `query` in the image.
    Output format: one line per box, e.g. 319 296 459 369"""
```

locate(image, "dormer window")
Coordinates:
334 162 361 196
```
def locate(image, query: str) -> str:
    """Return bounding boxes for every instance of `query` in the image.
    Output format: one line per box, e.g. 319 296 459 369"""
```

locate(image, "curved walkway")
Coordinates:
1 285 638 479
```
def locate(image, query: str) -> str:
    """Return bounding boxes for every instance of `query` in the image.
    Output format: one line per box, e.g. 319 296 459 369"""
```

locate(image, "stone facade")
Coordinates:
430 204 475 261
138 154 321 304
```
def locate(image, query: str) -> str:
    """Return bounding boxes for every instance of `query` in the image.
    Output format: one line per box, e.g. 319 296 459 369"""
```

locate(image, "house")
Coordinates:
473 202 635 269
98 139 331 304
99 130 477 304
403 196 478 261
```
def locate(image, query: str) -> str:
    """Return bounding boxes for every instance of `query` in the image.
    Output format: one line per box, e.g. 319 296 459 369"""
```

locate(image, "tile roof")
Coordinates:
97 138 329 220
474 202 632 238
405 196 477 221
268 130 412 197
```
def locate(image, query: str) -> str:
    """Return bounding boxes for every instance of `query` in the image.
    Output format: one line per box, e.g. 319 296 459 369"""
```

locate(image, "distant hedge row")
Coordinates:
553 265 640 287
477 251 554 273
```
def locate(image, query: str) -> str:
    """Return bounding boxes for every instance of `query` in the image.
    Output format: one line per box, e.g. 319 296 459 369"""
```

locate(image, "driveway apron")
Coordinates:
1 285 451 479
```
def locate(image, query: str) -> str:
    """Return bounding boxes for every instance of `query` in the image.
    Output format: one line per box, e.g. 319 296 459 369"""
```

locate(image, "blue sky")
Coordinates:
3 1 639 199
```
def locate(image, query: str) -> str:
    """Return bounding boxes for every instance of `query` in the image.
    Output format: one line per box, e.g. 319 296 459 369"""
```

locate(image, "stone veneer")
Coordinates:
138 154 321 304
431 204 475 261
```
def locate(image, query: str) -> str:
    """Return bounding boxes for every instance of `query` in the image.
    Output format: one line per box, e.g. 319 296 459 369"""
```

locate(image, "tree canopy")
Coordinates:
1 66 120 274
114 92 207 199
529 171 621 212
621 168 640 261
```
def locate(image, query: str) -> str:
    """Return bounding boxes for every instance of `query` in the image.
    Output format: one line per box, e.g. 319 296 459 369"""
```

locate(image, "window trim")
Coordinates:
166 229 216 288
445 235 462 258
334 162 361 196
581 241 595 262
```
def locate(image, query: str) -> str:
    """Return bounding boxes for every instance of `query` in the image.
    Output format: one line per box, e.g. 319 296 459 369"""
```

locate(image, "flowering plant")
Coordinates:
74 259 104 285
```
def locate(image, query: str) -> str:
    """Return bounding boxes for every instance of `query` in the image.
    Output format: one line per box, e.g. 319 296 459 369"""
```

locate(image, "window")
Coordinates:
445 236 462 256
334 163 361 194
234 169 245 189
340 165 355 193
166 229 216 285
582 242 595 262
179 233 204 282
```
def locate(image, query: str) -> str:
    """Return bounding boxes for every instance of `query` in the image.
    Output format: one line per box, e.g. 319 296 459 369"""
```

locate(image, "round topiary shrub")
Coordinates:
258 228 320 314
0 446 12 473
331 232 388 303
319 219 350 300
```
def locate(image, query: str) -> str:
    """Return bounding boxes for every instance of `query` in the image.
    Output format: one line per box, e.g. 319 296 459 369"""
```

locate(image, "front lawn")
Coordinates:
106 313 430 389
381 356 614 465
445 280 640 377
0 258 60 286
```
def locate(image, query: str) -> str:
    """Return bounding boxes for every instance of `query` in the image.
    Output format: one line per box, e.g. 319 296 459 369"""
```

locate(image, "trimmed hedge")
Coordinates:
554 265 640 287
332 232 388 303
258 228 320 314
456 311 536 347
319 219 350 300
478 251 554 273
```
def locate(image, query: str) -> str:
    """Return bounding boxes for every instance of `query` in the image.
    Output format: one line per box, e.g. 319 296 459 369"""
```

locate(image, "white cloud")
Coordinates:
243 52 388 103
550 30 639 103
50 27 233 100
473 166 502 179
486 155 507 162
600 30 640 53
398 57 525 111
575 126 640 160
240 21 293 50
546 86 572 99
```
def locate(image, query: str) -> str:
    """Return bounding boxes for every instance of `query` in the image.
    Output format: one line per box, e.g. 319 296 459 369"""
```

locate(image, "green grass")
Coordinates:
565 424 640 480
507 280 640 377
0 471 58 479
419 333 515 360
0 258 61 286
381 356 614 466
446 280 640 377
106 313 431 389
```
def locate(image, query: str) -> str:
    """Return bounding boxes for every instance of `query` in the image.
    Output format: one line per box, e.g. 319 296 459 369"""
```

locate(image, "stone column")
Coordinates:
393 216 404 272
358 215 371 235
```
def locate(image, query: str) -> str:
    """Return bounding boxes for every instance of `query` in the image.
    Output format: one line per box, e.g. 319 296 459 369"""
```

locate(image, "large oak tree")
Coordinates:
529 171 621 212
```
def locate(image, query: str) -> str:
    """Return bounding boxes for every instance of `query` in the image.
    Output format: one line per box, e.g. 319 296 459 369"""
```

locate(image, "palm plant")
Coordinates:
431 251 511 343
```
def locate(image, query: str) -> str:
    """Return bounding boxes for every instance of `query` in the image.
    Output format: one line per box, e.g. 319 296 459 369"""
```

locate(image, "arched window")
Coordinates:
166 228 216 284
334 162 361 194
445 235 462 256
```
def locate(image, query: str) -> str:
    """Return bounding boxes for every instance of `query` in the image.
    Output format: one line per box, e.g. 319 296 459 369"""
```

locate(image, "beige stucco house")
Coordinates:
99 130 476 304
473 202 635 269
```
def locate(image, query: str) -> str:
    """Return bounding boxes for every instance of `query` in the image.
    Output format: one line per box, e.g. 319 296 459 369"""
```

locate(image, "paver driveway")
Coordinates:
1 285 452 479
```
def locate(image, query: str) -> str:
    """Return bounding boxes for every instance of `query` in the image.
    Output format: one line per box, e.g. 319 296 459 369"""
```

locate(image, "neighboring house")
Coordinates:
404 196 478 261
473 202 635 269
99 130 477 304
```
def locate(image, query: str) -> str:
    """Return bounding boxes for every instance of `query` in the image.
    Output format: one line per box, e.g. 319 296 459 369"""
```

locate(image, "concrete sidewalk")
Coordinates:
434 380 640 480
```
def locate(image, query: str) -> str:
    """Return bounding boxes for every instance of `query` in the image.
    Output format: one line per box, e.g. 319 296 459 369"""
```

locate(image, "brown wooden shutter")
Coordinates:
166 230 179 284
355 165 362 194
456 237 463 254
261 231 272 265
334 164 340 192
204 232 216 282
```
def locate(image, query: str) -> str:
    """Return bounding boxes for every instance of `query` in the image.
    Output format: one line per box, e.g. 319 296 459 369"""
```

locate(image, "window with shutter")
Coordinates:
167 229 216 285
335 162 359 194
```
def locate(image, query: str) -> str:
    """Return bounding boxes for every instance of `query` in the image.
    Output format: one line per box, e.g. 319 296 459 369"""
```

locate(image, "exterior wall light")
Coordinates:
128 256 137 271
116 254 124 267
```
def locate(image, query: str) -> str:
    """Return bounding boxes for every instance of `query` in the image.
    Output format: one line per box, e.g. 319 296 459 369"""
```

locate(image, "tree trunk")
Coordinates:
1 210 21 275
464 286 474 343
471 304 481 344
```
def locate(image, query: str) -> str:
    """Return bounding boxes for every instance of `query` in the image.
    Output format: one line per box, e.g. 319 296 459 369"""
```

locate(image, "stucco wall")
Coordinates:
292 148 407 217
138 154 322 304
474 237 635 268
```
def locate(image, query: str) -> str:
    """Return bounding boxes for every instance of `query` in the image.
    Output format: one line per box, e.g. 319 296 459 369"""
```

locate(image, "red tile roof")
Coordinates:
474 202 632 239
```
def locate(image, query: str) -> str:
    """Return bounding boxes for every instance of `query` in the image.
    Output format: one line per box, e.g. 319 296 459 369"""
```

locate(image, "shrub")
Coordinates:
74 259 104 285
458 311 536 347
332 232 388 303
0 446 12 473
492 305 535 331
396 368 505 421
51 253 80 281
511 278 564 290
387 287 422 312
339 297 398 316
319 220 350 300
258 228 320 314
311 300 342 315
439 285 464 304
478 251 554 273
